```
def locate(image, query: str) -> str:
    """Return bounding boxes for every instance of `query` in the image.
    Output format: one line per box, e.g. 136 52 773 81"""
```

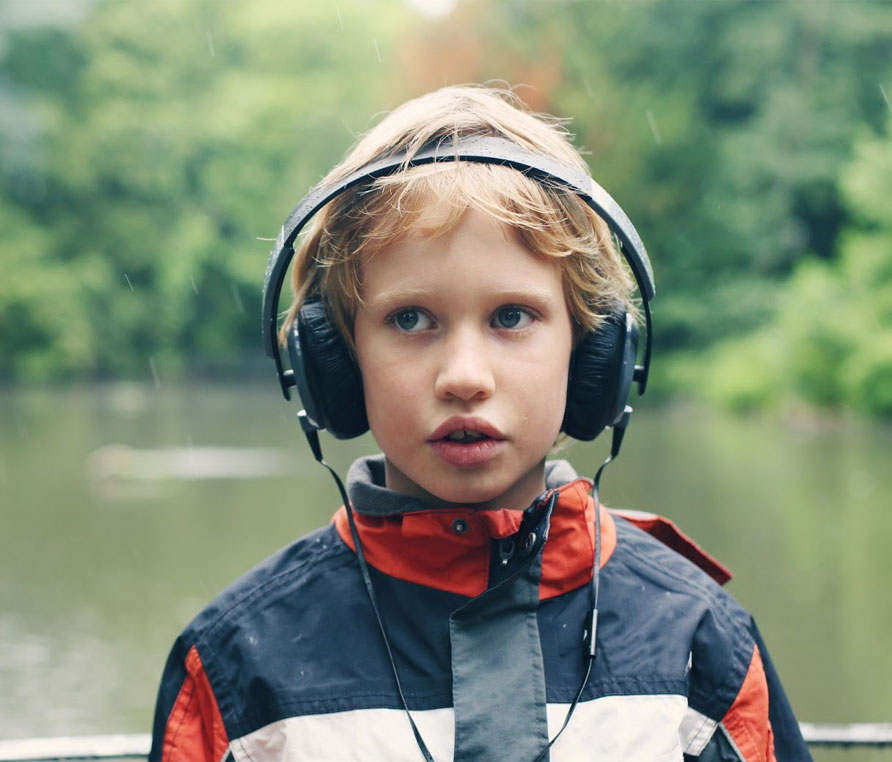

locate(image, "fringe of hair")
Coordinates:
280 85 638 350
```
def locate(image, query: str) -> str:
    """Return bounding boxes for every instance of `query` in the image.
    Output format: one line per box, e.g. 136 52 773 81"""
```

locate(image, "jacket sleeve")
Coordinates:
149 637 230 762
750 620 812 762
690 619 812 762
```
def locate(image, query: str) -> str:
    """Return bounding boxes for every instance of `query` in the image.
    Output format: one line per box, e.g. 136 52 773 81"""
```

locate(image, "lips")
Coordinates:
428 417 505 442
428 417 506 467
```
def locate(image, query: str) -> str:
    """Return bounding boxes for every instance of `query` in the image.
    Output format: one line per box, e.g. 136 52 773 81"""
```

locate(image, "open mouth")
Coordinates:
429 417 505 443
443 430 491 444
428 418 505 466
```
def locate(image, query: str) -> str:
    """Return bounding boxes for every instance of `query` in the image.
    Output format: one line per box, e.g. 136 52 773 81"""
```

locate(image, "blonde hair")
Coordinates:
280 85 636 348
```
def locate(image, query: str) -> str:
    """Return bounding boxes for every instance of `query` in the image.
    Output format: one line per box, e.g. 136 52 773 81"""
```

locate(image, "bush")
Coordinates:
845 336 892 417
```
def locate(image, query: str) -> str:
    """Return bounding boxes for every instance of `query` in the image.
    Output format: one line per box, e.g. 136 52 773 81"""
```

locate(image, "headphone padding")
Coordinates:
293 299 368 439
562 312 629 441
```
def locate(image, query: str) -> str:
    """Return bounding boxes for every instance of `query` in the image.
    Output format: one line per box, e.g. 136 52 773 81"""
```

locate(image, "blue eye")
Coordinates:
493 307 533 330
392 309 433 332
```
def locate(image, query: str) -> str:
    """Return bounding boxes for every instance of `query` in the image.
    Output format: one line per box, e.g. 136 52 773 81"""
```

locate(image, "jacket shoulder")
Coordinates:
184 522 352 641
610 511 738 607
612 508 732 585
609 514 757 711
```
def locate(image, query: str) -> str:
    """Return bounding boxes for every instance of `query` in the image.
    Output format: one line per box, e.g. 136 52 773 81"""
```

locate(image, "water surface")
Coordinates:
1 384 889 761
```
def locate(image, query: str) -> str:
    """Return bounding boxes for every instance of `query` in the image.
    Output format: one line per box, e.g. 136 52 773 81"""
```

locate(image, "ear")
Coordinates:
562 311 638 441
287 297 369 439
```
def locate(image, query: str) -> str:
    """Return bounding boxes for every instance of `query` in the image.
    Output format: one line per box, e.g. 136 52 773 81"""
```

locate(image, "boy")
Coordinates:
150 86 812 761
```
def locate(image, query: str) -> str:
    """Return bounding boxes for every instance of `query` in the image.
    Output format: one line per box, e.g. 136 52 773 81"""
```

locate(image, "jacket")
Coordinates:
150 457 812 762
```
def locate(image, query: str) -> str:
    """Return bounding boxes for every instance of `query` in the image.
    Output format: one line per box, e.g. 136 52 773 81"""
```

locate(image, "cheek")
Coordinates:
508 359 569 431
530 347 572 433
360 356 425 431
540 369 571 428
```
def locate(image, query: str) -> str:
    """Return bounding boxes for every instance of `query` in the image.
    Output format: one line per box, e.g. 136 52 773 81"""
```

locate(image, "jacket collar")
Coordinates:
333 455 616 599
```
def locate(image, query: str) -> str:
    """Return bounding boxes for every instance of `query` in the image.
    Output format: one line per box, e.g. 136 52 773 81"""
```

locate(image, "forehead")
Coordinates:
359 208 565 305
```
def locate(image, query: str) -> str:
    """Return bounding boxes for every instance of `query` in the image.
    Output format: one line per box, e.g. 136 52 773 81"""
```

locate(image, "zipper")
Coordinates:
499 538 516 566
487 537 518 588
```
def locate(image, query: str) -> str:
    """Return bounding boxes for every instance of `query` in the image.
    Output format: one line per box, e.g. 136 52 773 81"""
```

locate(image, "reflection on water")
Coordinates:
86 445 297 499
1 383 890 760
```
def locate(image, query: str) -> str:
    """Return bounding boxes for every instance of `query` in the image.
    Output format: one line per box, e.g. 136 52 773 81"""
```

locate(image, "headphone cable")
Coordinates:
530 406 630 761
299 412 436 762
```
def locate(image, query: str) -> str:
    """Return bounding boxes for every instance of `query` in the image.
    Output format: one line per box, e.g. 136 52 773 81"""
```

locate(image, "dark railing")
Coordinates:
0 725 891 761
799 722 892 748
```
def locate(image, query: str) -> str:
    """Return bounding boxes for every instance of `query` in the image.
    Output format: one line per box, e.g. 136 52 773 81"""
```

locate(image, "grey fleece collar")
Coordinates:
345 454 580 516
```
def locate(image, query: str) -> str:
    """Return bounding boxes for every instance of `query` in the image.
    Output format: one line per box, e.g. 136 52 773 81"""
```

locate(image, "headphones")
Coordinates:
262 135 655 443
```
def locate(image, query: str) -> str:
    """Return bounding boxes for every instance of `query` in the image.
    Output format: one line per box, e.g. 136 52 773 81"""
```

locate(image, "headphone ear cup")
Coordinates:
287 297 368 439
562 311 638 441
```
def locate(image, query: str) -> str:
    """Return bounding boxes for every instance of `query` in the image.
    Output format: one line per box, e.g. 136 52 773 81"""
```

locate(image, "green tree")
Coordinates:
3 0 892 410
698 115 892 415
551 1 892 352
0 0 409 381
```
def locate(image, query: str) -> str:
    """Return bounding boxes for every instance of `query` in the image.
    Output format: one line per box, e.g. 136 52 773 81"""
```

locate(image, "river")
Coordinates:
1 383 889 761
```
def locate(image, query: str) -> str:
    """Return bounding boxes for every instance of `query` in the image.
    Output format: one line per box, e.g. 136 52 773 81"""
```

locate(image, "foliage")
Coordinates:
0 0 409 380
1 0 891 418
698 117 892 416
546 0 892 351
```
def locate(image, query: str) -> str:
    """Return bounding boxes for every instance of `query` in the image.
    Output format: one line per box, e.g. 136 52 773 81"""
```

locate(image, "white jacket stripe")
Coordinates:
231 695 690 762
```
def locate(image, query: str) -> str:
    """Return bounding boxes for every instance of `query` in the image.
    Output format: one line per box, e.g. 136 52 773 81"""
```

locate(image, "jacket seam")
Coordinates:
719 721 748 762
723 694 766 762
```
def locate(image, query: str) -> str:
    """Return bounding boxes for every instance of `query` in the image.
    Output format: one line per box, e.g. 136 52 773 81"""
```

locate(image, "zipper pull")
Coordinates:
499 538 515 566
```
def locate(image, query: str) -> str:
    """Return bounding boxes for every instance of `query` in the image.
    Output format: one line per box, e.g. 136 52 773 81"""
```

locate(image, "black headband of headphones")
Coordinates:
261 134 655 400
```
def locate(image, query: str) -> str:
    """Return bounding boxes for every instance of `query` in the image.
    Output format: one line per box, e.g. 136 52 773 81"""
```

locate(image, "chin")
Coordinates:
438 487 502 508
426 475 517 510
388 455 544 511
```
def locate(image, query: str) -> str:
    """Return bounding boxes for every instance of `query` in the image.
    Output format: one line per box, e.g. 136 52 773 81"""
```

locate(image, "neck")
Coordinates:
383 457 547 511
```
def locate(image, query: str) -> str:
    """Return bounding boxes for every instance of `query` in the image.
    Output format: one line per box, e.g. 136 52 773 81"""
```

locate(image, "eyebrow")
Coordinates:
365 287 561 311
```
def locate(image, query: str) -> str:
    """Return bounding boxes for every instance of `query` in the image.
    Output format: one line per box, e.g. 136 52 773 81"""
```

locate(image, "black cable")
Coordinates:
531 407 630 761
299 413 436 762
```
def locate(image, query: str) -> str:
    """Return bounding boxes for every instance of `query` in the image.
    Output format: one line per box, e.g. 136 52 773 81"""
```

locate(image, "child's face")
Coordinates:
353 208 574 510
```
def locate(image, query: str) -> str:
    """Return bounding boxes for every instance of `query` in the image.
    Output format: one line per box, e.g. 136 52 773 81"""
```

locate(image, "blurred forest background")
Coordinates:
1 0 891 417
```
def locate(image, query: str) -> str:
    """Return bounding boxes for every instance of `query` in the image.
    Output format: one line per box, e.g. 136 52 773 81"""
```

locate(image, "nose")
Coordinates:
434 328 495 402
